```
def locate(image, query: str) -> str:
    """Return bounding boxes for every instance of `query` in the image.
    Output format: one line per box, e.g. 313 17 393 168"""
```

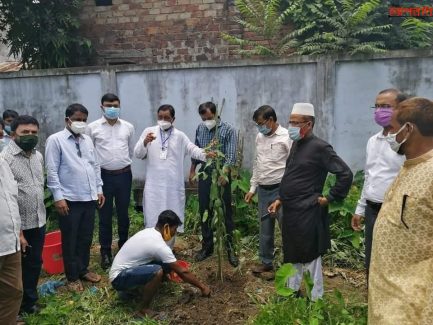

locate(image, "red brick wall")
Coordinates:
79 0 243 65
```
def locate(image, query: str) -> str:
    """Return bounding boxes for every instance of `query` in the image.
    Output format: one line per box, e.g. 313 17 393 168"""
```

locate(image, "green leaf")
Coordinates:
303 271 314 299
202 210 209 223
350 231 361 249
275 263 297 296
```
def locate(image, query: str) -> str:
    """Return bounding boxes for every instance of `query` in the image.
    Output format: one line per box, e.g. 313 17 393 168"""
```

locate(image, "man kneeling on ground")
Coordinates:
109 209 211 318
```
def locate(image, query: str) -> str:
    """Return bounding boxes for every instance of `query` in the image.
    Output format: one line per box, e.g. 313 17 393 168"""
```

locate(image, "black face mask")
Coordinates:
15 134 39 152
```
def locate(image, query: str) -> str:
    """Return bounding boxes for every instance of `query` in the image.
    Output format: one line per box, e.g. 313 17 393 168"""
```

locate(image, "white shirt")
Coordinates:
109 228 176 282
249 125 292 193
134 126 206 232
86 117 135 170
0 157 21 256
355 131 405 216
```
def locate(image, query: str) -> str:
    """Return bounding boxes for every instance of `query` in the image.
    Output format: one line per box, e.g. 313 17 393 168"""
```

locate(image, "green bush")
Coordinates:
253 291 367 325
323 171 365 269
231 169 259 236
223 0 433 57
257 263 367 325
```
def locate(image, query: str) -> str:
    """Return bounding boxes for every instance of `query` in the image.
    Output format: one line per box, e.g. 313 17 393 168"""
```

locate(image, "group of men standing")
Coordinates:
0 94 239 323
246 89 433 324
1 88 433 324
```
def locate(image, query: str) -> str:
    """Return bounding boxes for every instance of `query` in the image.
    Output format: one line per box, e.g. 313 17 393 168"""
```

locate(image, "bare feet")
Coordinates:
80 271 101 283
67 280 84 292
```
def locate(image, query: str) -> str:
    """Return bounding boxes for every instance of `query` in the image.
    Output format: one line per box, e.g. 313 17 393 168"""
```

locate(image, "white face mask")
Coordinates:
158 120 172 131
69 119 87 134
385 123 410 154
204 119 216 130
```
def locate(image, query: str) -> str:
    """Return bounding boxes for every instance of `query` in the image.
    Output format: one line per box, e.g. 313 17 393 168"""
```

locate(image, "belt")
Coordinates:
366 200 382 210
259 183 280 190
101 165 131 175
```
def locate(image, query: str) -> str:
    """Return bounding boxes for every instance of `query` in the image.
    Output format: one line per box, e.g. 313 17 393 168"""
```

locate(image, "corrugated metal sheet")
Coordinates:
0 61 22 72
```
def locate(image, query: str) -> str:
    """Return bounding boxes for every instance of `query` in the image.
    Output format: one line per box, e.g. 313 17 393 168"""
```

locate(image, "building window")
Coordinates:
95 0 112 6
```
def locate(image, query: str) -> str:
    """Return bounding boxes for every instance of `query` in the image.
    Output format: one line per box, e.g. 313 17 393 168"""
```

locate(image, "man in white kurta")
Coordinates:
134 105 208 232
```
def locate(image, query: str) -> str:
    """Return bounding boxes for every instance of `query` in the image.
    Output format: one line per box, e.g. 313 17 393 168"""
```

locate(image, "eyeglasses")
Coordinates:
75 141 82 158
371 104 393 109
288 121 309 127
255 119 269 127
158 117 173 122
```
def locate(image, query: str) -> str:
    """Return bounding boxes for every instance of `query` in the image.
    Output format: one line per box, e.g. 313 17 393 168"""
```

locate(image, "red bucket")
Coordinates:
168 260 190 283
42 230 64 274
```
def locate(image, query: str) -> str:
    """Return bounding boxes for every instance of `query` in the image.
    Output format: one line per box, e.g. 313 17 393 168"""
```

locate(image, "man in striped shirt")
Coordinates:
189 101 239 267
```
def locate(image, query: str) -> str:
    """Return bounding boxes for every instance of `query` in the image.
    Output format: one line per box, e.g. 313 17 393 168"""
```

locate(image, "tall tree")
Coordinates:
0 0 93 69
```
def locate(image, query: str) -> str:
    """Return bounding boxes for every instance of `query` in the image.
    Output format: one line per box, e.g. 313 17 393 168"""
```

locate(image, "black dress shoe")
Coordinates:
101 253 113 270
227 251 239 267
195 249 213 262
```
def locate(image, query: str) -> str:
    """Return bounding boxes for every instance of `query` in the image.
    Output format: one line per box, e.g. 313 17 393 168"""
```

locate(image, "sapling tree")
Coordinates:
195 99 234 281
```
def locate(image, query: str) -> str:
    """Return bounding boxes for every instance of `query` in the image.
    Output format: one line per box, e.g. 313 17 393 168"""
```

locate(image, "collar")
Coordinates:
62 127 83 140
403 148 433 167
8 139 23 156
298 133 315 144
101 116 120 125
376 130 388 139
158 125 175 133
204 119 223 131
271 124 286 136
8 139 36 156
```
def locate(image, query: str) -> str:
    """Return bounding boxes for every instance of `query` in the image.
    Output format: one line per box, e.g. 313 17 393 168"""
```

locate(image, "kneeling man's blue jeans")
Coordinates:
111 264 162 291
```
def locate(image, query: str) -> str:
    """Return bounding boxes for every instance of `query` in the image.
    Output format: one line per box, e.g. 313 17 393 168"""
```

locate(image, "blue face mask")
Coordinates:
4 125 11 135
288 126 301 141
103 106 120 119
257 124 272 135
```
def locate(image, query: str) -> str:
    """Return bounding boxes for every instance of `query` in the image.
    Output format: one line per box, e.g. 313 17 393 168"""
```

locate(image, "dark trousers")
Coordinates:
198 175 235 252
21 226 45 311
0 252 22 325
365 202 381 275
59 201 96 282
99 170 132 254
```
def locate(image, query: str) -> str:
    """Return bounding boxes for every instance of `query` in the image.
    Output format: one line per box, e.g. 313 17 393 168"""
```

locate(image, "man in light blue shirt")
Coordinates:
45 103 105 292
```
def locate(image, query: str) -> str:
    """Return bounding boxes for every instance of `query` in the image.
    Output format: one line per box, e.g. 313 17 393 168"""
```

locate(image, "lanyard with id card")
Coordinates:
160 128 172 160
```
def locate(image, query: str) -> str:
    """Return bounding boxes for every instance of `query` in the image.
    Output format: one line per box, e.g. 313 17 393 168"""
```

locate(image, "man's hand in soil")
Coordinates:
200 285 211 297
169 262 210 297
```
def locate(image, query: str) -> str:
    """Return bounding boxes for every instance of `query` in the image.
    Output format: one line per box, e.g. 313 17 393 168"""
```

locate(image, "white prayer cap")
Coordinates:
291 103 315 117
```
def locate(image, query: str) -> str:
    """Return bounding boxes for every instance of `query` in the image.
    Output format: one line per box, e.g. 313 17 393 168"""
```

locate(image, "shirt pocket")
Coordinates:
398 194 418 230
270 142 287 161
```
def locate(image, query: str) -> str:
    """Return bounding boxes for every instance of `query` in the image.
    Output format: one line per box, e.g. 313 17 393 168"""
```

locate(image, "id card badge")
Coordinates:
160 148 167 160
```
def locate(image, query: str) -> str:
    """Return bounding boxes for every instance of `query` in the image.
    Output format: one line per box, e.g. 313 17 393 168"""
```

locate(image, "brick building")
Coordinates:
79 0 243 65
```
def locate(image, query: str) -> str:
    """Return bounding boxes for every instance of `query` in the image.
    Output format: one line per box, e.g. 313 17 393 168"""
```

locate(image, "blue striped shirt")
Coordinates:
192 121 237 166
45 128 103 202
